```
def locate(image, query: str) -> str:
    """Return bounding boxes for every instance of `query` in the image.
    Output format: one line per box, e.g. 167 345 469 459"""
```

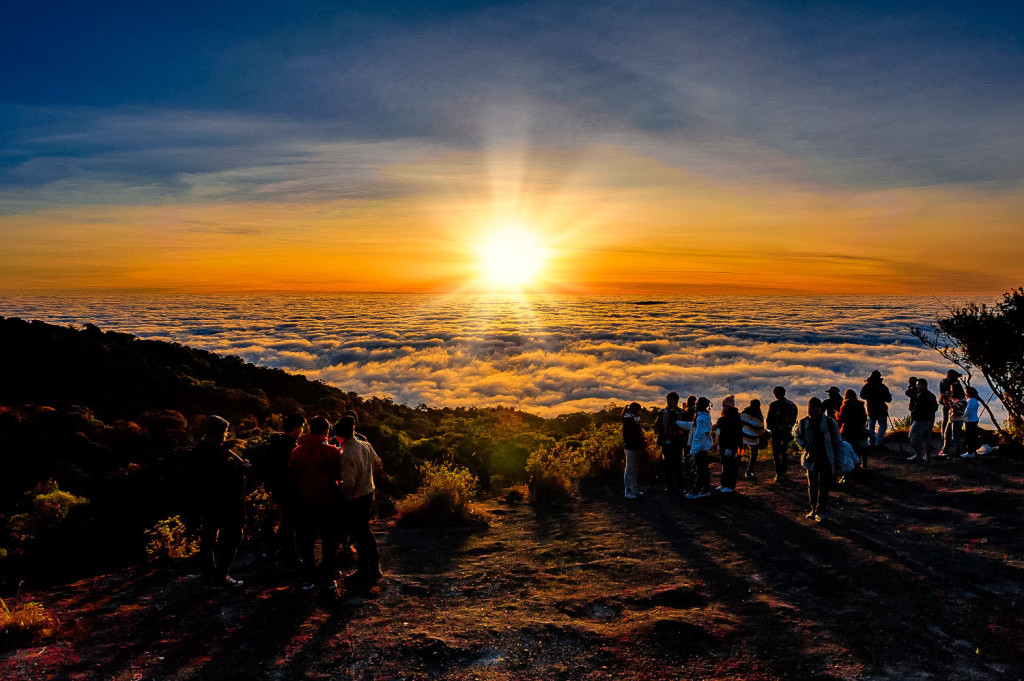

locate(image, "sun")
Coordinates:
477 228 548 290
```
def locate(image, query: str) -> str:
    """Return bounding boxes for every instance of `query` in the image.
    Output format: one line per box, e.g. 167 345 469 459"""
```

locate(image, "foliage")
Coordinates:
526 423 658 503
0 588 59 643
913 287 1024 441
144 516 199 561
396 462 485 526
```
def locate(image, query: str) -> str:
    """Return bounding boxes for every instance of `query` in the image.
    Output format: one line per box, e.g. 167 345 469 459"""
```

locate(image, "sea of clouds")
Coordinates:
0 294 975 419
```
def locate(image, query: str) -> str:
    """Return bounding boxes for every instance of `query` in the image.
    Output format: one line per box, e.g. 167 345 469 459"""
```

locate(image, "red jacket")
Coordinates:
288 433 342 511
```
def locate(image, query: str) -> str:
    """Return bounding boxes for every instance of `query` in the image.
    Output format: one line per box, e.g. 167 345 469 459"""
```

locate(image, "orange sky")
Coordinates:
3 145 1021 295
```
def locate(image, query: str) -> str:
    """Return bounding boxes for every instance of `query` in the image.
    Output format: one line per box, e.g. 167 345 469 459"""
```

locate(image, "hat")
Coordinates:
869 370 882 380
722 395 736 408
828 386 841 395
946 369 962 378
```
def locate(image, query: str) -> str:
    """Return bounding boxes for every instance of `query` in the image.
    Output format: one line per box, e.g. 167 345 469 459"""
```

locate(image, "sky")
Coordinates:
2 1 1023 295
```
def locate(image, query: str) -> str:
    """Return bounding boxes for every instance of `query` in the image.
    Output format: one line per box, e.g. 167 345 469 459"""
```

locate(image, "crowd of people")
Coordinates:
625 369 986 522
191 410 384 591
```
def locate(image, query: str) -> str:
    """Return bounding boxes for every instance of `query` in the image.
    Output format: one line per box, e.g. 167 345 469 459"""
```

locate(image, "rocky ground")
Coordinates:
3 441 1024 680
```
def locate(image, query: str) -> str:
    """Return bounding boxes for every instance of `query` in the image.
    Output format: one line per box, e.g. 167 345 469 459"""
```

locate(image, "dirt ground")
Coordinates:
3 440 1024 680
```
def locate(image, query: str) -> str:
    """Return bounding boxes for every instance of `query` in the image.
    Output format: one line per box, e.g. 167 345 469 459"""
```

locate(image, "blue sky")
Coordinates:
2 1 1023 293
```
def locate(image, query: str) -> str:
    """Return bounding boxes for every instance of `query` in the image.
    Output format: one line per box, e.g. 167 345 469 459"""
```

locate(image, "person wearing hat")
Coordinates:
860 370 893 450
822 386 843 420
192 415 251 588
714 395 743 493
939 369 963 435
621 402 646 500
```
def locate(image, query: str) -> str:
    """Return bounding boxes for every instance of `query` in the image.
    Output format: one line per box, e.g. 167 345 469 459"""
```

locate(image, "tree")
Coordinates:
912 287 1024 442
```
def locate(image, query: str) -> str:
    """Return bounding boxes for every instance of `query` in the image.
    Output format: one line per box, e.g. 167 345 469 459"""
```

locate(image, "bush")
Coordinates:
396 462 486 526
526 423 657 503
0 591 59 644
144 516 199 561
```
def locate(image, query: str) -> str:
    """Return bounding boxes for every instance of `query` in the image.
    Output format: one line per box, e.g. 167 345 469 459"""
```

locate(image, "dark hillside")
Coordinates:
0 316 343 422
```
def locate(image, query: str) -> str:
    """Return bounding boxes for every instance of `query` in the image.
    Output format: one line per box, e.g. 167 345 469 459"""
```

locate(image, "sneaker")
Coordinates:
698 490 712 498
814 513 826 522
719 487 734 493
906 455 921 461
208 576 244 589
713 485 723 491
624 493 637 500
684 492 702 499
805 510 817 519
960 452 975 459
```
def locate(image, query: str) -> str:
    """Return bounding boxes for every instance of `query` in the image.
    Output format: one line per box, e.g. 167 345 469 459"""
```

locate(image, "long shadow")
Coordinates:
624 482 1020 679
55 548 369 680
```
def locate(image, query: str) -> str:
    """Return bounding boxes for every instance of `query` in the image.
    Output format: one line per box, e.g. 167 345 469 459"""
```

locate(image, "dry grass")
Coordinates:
0 591 59 644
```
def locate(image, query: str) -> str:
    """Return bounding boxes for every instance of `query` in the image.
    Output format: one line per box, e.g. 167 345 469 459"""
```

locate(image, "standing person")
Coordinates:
685 397 714 499
837 389 869 469
860 370 893 450
288 416 343 590
822 387 843 420
796 397 842 522
192 415 250 588
767 386 799 482
715 396 743 493
961 386 982 458
905 377 918 414
261 414 305 567
907 379 939 462
622 402 646 500
940 383 967 458
741 399 766 480
939 369 963 435
679 395 698 476
654 392 685 492
336 415 384 585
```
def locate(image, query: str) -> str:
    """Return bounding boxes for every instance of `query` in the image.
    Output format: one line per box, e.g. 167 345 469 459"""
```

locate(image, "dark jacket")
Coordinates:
191 438 247 515
911 389 939 421
766 398 798 434
262 432 298 501
837 399 867 442
622 412 646 451
715 408 744 452
860 377 893 417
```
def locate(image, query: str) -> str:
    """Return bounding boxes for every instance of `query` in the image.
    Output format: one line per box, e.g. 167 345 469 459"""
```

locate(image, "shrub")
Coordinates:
0 590 59 644
396 462 486 526
144 516 199 560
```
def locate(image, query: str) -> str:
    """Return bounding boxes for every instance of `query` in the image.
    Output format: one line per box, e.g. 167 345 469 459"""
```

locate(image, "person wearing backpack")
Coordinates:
796 397 842 522
653 392 686 493
940 383 967 458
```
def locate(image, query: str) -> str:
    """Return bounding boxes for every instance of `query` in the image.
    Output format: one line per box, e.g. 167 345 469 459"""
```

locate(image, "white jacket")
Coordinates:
688 411 714 453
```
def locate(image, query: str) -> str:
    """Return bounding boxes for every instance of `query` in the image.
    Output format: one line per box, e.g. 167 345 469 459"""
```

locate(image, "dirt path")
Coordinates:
3 447 1024 680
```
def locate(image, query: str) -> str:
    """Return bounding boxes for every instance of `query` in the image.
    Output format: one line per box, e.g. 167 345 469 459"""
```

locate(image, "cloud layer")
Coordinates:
0 294 988 419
